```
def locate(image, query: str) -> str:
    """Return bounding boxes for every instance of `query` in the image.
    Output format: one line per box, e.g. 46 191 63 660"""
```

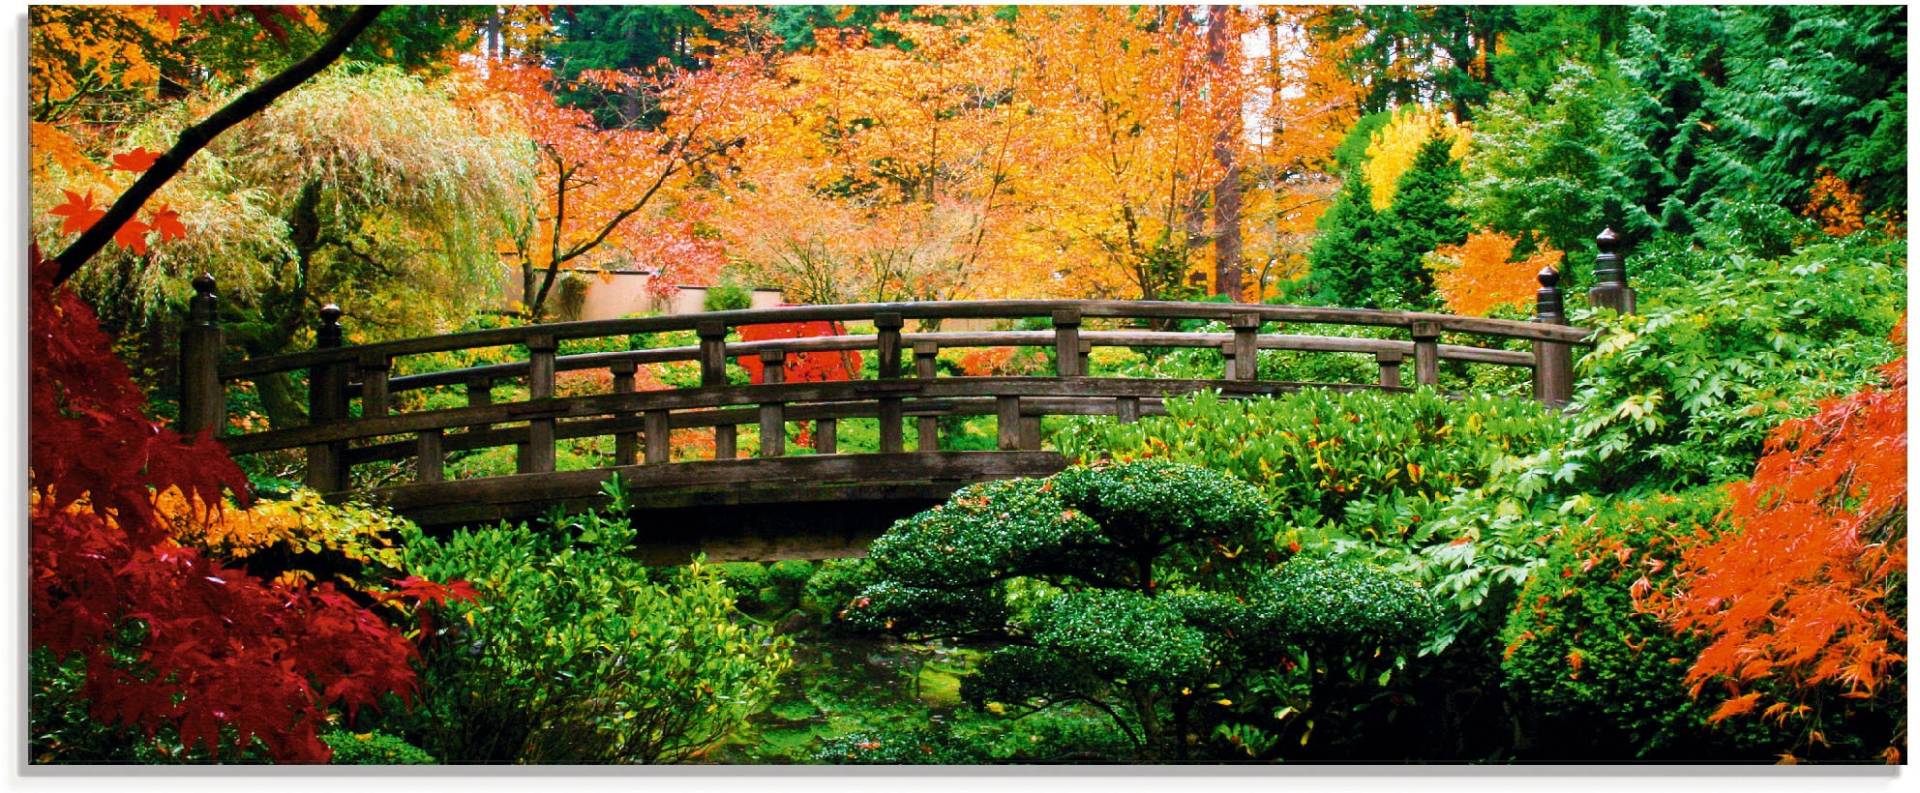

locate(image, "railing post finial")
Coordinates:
317 304 344 348
189 272 218 325
1535 265 1564 322
1588 227 1635 315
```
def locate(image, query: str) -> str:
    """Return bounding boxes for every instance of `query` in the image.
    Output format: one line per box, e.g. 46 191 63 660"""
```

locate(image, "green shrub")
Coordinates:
850 460 1434 761
801 557 879 621
1569 230 1904 490
320 730 436 765
703 283 753 312
1057 388 1565 552
1500 490 1772 761
392 477 793 764
768 559 815 602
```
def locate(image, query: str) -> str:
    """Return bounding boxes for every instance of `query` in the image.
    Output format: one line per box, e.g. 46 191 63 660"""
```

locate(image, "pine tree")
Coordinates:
1304 167 1381 306
1373 133 1471 308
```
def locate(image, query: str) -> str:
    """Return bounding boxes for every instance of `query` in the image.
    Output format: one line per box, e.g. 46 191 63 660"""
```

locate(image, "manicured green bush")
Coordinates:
847 460 1435 762
392 477 792 764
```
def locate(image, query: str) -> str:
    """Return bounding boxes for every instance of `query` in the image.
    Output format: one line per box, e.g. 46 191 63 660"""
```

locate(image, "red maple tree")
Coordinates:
29 248 466 762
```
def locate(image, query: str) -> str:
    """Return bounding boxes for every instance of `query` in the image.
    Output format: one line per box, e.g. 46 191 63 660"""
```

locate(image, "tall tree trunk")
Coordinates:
1207 6 1244 299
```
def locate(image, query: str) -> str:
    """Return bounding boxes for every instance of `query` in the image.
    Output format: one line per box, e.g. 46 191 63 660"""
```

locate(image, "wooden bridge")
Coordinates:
177 232 1633 560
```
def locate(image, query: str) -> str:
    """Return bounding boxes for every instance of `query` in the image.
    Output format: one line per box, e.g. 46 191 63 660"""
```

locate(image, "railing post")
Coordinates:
1375 350 1404 389
305 305 348 492
357 352 391 418
1115 396 1141 424
914 341 939 452
520 333 556 474
644 408 671 463
1230 313 1260 381
814 417 838 454
1532 267 1573 408
1052 308 1082 377
697 320 736 459
416 429 444 483
1411 321 1440 387
177 273 225 438
996 395 1023 451
610 360 639 466
465 375 493 437
875 312 904 454
758 348 786 458
1587 227 1636 315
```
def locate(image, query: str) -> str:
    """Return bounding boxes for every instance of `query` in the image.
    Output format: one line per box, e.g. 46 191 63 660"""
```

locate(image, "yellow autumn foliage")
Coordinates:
157 487 410 576
1428 230 1560 317
1363 107 1472 210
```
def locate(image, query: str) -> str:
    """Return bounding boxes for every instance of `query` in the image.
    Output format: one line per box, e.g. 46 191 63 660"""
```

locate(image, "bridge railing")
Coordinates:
177 231 1633 496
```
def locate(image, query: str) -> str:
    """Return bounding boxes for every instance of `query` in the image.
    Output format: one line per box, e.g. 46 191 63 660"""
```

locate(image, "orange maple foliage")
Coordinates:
1648 322 1906 756
1429 231 1560 317
463 49 773 319
1802 169 1866 236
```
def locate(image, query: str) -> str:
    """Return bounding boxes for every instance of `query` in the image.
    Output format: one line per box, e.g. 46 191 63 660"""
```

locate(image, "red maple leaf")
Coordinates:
149 205 188 241
111 147 162 173
114 219 152 255
49 189 105 234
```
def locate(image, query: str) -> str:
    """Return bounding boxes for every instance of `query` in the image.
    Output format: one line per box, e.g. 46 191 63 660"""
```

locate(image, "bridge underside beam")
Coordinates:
349 451 1070 563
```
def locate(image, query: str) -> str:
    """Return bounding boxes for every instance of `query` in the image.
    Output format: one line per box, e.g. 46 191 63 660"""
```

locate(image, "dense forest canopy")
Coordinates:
25 4 1907 768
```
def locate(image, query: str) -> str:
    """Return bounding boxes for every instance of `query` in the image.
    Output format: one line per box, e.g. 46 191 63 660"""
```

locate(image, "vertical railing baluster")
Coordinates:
178 273 226 438
758 348 786 458
814 417 838 454
644 408 671 463
610 360 638 466
1532 267 1573 408
1052 308 1082 377
913 341 939 452
996 395 1022 451
1411 321 1440 387
416 429 444 483
1376 350 1404 389
521 333 556 474
1230 312 1260 381
697 320 736 459
305 305 348 492
1115 396 1141 424
358 353 391 418
875 312 904 454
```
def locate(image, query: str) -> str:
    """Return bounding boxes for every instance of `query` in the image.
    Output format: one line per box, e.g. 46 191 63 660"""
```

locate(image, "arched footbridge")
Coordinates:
179 235 1633 561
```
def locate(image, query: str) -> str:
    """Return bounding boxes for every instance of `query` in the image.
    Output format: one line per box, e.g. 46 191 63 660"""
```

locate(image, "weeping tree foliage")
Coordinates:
42 64 534 424
842 460 1438 762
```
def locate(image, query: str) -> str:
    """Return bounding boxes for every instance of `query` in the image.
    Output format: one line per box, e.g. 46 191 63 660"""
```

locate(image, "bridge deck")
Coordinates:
369 451 1069 562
